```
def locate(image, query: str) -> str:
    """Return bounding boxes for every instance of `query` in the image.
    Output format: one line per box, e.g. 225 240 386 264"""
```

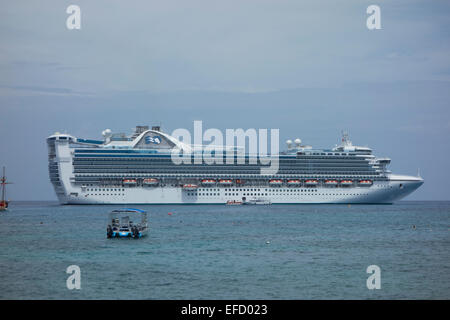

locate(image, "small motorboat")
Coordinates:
226 200 243 205
243 198 271 205
107 208 148 238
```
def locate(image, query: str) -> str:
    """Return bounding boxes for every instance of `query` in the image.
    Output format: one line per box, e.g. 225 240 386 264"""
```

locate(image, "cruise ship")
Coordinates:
47 126 423 204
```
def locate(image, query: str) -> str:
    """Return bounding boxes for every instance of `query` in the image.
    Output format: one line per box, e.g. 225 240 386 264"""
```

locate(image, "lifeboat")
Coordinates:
305 179 318 186
235 179 245 185
269 179 283 186
287 179 301 186
325 180 338 186
202 179 216 186
340 180 353 186
123 179 137 186
359 180 373 186
226 200 243 205
183 184 198 191
219 179 233 185
143 178 159 186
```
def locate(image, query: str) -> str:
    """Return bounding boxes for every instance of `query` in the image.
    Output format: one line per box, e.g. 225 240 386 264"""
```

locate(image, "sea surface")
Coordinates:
0 201 449 299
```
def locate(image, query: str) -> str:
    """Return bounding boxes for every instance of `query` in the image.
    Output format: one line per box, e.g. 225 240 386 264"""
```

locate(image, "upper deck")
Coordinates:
47 126 391 183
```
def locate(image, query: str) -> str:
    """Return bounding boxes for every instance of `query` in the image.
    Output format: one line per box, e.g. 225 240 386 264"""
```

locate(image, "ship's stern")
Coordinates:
47 134 75 204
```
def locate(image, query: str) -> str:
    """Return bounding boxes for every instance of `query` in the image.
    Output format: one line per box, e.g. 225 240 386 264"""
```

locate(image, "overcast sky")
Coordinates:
1 0 449 200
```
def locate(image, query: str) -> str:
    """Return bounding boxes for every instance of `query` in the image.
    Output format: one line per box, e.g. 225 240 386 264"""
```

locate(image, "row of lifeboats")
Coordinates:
122 178 242 188
122 178 373 188
181 179 372 190
123 178 159 186
268 179 372 186
200 179 372 186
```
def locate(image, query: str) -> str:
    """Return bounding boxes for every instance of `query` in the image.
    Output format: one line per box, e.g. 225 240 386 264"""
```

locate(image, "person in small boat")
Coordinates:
112 218 119 231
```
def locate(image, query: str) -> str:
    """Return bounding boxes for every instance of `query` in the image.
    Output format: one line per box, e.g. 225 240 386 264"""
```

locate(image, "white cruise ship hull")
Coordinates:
57 177 423 205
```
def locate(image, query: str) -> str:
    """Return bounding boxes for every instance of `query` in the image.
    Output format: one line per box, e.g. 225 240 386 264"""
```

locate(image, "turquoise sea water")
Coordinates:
0 201 449 299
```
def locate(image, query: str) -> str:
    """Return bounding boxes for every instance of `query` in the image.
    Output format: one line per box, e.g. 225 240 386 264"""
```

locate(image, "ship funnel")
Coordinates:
135 126 149 134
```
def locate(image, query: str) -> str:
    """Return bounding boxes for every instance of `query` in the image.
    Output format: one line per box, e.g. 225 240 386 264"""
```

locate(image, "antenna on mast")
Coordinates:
341 130 352 146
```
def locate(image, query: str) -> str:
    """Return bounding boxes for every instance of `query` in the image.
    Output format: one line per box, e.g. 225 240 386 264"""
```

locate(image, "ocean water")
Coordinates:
0 201 449 300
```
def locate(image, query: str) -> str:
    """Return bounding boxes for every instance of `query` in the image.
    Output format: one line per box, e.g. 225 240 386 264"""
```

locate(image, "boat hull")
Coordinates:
59 177 423 205
110 231 147 238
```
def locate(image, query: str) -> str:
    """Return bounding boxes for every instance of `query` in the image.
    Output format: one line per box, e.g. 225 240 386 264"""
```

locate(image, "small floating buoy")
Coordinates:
412 225 416 229
266 241 270 244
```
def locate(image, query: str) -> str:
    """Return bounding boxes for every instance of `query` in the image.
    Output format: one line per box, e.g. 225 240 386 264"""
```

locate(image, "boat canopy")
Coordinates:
109 208 147 225
111 208 147 214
